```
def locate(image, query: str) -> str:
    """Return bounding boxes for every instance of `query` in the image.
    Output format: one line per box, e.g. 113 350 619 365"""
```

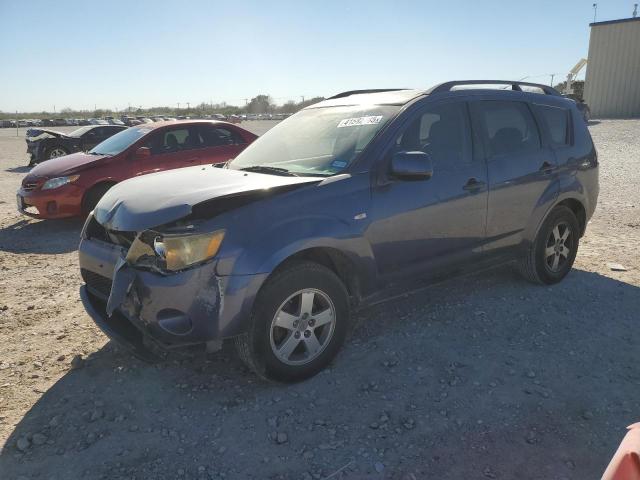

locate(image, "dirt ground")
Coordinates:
0 120 639 480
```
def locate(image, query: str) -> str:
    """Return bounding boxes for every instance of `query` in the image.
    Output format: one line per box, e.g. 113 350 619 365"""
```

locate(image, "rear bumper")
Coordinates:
79 236 267 353
17 184 84 219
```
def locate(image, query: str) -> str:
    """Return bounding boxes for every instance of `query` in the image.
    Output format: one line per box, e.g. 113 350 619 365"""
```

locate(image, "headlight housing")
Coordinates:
41 175 79 190
152 230 225 271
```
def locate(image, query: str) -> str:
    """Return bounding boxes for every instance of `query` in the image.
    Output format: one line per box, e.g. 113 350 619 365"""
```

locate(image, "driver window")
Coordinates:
394 102 471 167
145 128 190 155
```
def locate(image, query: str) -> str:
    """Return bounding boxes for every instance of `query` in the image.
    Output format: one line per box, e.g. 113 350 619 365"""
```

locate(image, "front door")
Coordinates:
367 100 488 279
134 125 202 176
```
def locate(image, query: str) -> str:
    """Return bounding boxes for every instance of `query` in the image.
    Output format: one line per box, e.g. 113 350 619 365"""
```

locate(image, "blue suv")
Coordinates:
79 80 599 382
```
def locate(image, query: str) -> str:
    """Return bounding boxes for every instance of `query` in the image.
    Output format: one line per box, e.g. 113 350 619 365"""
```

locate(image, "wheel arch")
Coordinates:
555 198 587 236
81 179 118 213
265 246 365 307
530 196 588 247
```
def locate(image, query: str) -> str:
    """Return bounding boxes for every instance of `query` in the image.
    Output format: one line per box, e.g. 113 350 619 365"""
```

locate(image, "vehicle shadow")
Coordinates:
1 268 639 479
5 166 31 173
0 218 83 254
588 120 601 126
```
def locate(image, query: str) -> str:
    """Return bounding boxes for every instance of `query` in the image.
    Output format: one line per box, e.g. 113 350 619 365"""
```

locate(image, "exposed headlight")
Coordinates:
152 230 225 271
41 175 79 190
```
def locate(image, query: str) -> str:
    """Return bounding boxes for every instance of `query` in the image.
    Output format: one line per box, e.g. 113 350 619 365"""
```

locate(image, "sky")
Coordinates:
0 0 637 112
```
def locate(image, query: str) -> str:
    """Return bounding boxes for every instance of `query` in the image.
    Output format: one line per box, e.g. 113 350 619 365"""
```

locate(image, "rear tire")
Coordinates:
82 183 115 215
518 206 580 285
235 261 350 382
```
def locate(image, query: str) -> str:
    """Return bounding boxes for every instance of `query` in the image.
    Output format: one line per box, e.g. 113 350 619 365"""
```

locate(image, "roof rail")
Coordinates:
328 89 406 100
428 80 562 96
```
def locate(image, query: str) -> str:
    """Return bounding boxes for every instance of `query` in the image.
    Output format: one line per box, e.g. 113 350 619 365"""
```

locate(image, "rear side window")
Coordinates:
199 125 246 147
471 101 541 158
535 104 570 147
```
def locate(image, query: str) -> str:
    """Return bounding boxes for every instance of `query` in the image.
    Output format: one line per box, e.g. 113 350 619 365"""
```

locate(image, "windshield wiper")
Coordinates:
239 165 299 176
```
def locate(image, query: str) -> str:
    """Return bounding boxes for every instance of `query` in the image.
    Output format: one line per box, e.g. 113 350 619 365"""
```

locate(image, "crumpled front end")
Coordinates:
78 214 266 358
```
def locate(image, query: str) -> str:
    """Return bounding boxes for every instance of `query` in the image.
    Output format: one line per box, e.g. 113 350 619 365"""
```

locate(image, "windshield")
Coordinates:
68 126 93 137
228 105 399 176
89 127 150 156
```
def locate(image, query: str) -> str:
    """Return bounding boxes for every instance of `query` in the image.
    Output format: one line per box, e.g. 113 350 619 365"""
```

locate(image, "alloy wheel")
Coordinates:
269 288 336 366
545 221 572 273
49 148 67 158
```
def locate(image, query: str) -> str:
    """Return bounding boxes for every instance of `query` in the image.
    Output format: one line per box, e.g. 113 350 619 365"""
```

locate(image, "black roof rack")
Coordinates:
428 80 562 97
328 89 407 100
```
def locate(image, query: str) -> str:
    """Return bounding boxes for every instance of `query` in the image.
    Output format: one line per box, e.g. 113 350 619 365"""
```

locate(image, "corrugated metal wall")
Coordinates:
584 18 640 118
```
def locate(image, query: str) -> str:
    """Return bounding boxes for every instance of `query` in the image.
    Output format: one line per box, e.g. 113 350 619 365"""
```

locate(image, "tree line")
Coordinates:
0 94 326 120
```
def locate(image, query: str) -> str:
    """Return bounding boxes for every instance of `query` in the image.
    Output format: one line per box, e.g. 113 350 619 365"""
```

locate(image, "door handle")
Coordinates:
539 161 556 174
463 178 486 191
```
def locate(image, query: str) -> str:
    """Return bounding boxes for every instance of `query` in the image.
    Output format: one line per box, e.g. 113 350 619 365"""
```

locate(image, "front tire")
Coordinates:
82 183 115 215
46 146 68 159
518 206 580 285
235 261 350 382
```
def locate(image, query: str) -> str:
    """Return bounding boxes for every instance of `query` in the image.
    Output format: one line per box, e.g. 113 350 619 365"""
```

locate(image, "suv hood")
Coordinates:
94 165 321 232
28 151 109 177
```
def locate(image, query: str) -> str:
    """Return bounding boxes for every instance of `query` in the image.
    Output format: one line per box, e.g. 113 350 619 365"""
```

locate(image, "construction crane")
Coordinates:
564 58 588 94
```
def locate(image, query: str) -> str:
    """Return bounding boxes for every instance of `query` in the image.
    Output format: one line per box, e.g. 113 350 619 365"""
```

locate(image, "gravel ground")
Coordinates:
0 120 638 480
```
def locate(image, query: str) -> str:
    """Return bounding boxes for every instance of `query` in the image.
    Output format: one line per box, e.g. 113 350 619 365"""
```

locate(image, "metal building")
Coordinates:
583 17 640 118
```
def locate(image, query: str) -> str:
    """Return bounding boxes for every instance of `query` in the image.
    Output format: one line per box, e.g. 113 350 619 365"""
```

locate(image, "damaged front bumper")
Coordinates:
78 231 267 358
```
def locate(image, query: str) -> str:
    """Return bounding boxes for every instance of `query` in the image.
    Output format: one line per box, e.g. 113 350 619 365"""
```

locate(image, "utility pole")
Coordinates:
633 3 638 18
550 73 555 87
186 102 190 112
16 110 18 137
592 3 597 23
300 96 305 103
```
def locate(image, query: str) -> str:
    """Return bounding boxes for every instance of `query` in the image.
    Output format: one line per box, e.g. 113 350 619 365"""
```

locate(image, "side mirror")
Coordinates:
390 151 433 180
134 146 151 159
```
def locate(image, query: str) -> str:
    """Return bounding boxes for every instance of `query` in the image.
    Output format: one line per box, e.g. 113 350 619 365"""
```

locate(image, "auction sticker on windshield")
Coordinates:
337 116 383 128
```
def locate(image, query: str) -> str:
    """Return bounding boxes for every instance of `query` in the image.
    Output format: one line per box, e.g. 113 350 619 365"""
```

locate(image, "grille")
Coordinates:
81 269 112 298
22 182 39 192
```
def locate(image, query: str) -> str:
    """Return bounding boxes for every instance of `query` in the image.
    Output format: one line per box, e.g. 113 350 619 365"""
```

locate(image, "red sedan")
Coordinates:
17 120 257 219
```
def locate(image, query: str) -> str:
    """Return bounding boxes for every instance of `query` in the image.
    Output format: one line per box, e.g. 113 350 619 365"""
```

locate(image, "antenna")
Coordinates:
592 3 597 22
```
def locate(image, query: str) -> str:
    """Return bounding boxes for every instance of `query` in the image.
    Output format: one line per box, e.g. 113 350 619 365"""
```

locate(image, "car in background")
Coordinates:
25 125 127 165
107 118 126 126
17 120 257 219
563 94 591 122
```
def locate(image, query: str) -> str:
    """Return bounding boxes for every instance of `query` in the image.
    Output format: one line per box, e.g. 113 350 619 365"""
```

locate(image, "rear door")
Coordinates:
469 99 559 252
196 124 249 165
367 99 488 278
133 125 202 176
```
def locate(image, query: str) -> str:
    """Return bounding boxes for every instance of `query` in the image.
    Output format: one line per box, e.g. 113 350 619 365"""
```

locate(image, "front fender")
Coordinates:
216 214 376 288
